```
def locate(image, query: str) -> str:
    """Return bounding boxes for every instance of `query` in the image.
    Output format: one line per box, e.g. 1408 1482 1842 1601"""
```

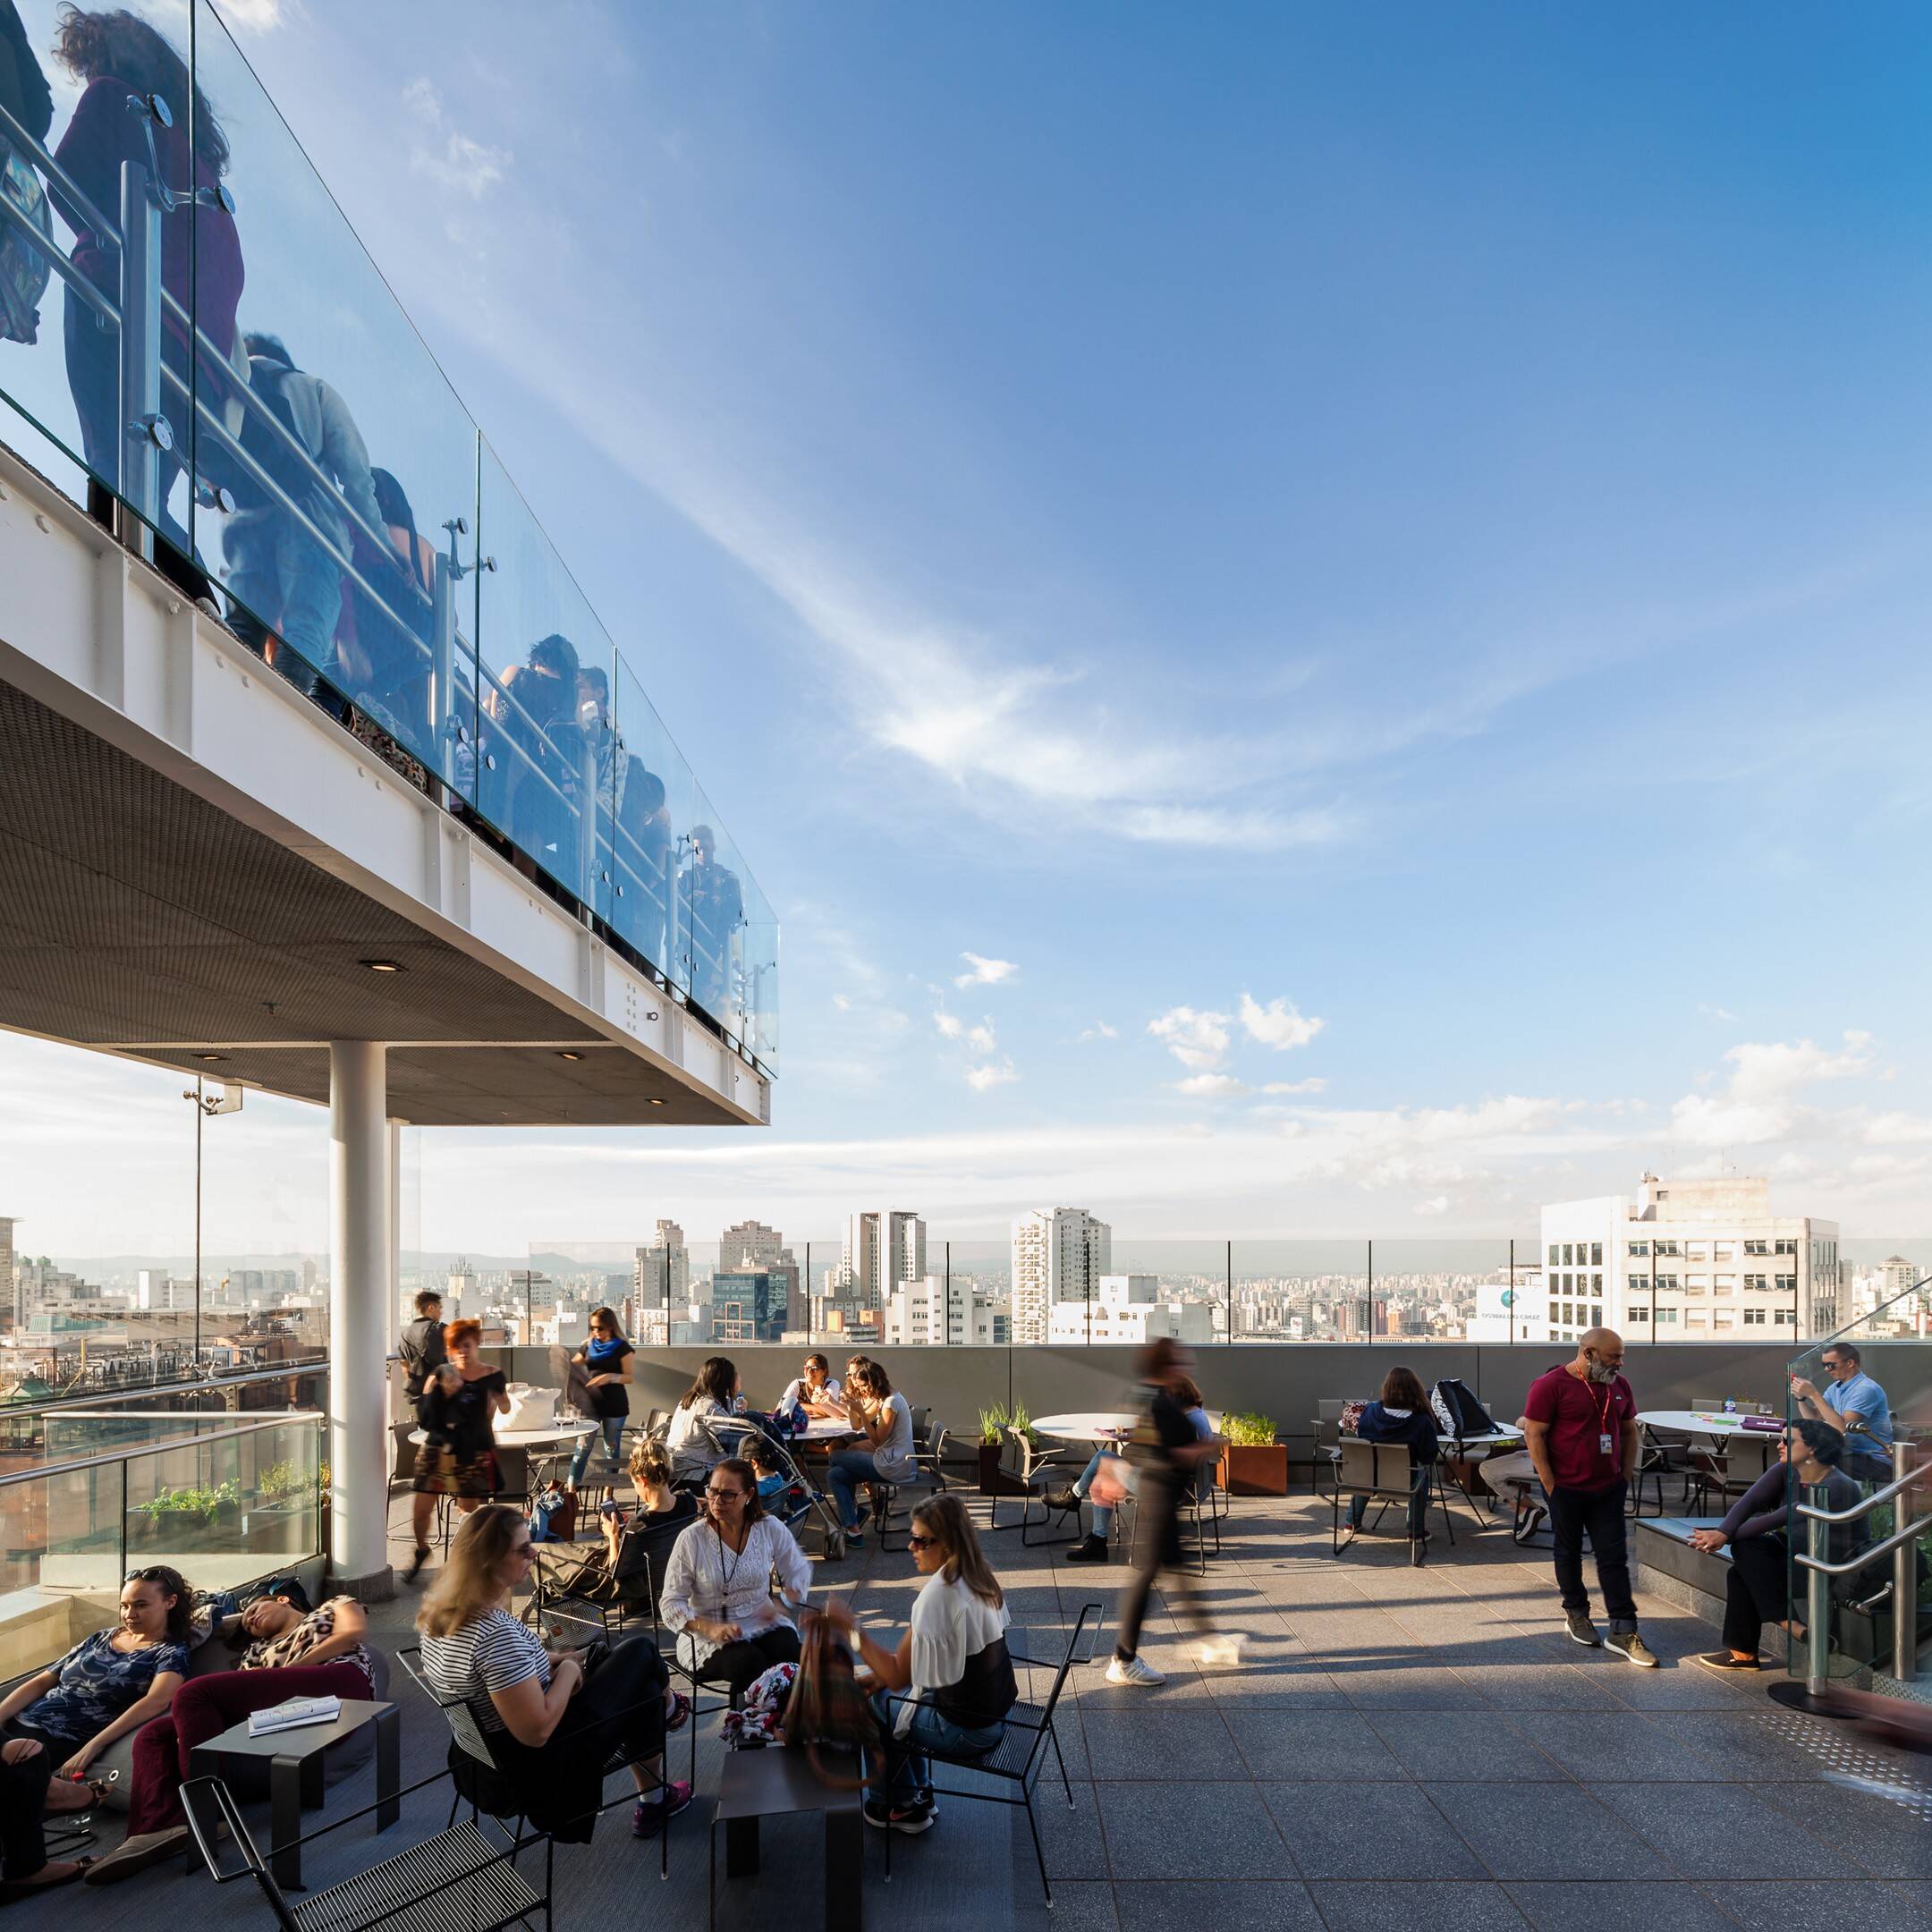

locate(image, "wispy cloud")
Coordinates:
967 1021 996 1054
1174 1073 1249 1097
954 953 1018 988
1148 1006 1232 1072
1670 1030 1874 1148
1262 1077 1327 1096
1697 1003 1742 1023
402 79 512 199
964 1058 1019 1092
1078 1021 1119 1042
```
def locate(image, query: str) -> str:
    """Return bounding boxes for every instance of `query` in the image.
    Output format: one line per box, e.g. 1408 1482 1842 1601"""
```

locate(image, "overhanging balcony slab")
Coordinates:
0 441 767 1128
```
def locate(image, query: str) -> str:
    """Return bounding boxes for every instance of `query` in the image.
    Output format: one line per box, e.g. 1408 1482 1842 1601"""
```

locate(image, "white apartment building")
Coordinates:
1462 1265 1548 1343
845 1211 926 1307
1011 1208 1113 1345
1540 1174 1840 1347
634 1220 691 1307
882 1274 1012 1346
0 1217 15 1329
1045 1272 1216 1345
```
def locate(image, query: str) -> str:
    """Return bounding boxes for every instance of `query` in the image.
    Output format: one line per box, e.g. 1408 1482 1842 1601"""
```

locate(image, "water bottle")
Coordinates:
1723 1398 1736 1415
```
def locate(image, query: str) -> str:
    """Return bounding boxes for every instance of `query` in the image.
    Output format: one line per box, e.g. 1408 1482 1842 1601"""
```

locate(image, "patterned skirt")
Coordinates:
412 1441 501 1500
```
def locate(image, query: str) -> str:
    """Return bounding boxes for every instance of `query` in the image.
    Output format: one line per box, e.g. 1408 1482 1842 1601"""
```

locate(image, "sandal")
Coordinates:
664 1690 693 1733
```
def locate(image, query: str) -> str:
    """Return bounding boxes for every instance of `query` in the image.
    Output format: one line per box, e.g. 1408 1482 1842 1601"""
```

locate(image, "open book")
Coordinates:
247 1695 342 1737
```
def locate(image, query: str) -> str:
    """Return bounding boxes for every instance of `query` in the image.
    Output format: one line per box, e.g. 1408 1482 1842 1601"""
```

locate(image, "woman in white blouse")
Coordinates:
827 1359 916 1550
659 1456 812 1695
663 1356 741 1484
826 1492 1016 1835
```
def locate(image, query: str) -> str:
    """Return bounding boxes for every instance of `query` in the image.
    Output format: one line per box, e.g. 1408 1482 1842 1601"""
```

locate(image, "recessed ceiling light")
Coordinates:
360 959 404 973
195 1052 226 1063
648 1097 666 1107
558 1051 584 1062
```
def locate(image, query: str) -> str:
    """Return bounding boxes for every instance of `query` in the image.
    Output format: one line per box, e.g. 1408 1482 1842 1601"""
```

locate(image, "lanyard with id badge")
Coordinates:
1592 1381 1619 1461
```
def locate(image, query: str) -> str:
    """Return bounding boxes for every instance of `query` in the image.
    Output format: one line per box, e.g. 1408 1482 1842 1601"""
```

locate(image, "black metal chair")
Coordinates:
911 1418 952 1494
988 1425 1083 1546
874 1602 1099 1905
180 1771 549 1932
397 1642 675 1878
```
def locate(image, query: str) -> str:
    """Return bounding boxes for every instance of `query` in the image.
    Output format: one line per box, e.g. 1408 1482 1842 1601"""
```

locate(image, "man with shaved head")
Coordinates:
1522 1328 1657 1666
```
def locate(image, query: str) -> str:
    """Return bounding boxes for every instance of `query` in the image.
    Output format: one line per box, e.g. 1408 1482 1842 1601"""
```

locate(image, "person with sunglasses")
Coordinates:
825 1493 1016 1835
1790 1343 1894 1480
659 1455 812 1696
0 1566 193 1896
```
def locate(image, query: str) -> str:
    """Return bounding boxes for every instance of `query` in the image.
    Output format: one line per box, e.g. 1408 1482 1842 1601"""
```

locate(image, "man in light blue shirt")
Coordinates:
1791 1343 1893 1478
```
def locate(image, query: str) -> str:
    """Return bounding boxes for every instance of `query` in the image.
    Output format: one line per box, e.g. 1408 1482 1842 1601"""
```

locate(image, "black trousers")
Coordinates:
1116 1474 1212 1661
0 1719 76 1879
685 1626 801 1697
1723 1533 1788 1655
1546 1481 1636 1624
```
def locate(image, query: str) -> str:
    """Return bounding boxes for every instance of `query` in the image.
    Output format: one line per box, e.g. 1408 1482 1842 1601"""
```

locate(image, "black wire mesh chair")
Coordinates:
180 1770 552 1932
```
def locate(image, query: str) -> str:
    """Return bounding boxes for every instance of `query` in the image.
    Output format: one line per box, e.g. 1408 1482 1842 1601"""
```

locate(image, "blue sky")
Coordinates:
4 0 1932 1256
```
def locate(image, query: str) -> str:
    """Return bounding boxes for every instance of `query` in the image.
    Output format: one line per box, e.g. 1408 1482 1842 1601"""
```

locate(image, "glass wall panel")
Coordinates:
607 651 694 992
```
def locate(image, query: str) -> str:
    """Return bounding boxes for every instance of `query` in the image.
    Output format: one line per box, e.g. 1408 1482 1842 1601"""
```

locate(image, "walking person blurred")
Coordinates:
1105 1340 1241 1686
1521 1327 1657 1665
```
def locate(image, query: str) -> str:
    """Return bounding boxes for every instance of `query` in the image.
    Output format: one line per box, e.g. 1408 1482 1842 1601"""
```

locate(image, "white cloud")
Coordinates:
1697 1004 1741 1023
209 0 296 29
967 1021 996 1054
954 953 1018 989
1669 1030 1875 1148
1415 1195 1451 1217
1078 1021 1120 1042
1148 1006 1231 1072
402 80 512 200
1239 993 1325 1053
933 1011 964 1040
1262 1078 1328 1096
1174 1073 1250 1098
832 994 852 1012
964 1058 1019 1092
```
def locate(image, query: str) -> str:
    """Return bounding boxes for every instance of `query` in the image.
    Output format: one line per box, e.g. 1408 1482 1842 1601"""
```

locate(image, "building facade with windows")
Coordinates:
1011 1208 1112 1346
1541 1173 1839 1346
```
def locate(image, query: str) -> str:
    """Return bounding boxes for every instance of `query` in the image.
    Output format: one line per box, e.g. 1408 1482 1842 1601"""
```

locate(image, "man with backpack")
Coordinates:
223 331 388 699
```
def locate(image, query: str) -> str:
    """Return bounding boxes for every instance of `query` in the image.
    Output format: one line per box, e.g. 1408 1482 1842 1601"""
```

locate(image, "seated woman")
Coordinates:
87 1589 376 1884
533 1439 697 1613
1690 1419 1868 1675
779 1352 843 1420
1057 1373 1217 1564
826 1493 1016 1835
828 1360 916 1551
660 1456 811 1696
1336 1366 1439 1549
0 1567 194 1896
664 1355 741 1487
567 1306 634 1487
418 1504 691 1841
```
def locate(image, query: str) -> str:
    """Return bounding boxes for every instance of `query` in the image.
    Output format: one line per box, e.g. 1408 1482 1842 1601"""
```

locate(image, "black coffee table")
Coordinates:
189 1697 400 1888
708 1748 863 1931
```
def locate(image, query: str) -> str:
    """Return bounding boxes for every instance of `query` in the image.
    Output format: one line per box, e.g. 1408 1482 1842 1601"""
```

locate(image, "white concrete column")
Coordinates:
330 1042 393 1599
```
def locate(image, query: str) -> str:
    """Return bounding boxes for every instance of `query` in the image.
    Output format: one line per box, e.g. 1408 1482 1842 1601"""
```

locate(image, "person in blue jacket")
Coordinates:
1338 1366 1439 1547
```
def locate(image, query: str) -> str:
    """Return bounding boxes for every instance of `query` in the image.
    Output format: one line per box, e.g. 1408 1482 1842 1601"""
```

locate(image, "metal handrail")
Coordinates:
1796 1467 1926 1522
0 1357 327 1423
0 1411 322 1487
1792 1513 1930 1578
1791 1440 1924 1695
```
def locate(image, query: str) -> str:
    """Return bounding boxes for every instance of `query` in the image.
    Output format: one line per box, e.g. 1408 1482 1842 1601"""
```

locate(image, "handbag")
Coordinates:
781 1614 877 1788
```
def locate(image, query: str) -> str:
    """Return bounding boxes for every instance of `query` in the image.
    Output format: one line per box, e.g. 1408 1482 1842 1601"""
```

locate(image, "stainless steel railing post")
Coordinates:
1894 1439 1918 1683
116 150 162 560
1805 1482 1830 1698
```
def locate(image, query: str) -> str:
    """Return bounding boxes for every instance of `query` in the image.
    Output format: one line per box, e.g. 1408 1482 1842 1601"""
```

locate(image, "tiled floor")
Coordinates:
13 1479 1931 1932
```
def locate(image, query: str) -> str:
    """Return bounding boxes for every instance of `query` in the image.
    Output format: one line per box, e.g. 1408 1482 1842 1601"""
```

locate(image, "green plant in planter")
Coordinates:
978 1403 1011 1446
1222 1411 1278 1447
138 1479 241 1524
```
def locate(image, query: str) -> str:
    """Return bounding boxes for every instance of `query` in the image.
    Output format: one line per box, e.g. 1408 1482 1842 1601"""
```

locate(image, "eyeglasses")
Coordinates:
705 1487 747 1502
906 1532 938 1552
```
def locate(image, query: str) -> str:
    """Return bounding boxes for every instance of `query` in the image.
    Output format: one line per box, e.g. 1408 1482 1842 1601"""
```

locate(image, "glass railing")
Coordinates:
0 0 775 1072
1779 1277 1930 1707
0 1412 325 1684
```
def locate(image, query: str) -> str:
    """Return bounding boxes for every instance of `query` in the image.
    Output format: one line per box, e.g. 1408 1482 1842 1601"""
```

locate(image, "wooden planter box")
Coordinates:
978 1441 1031 1496
1219 1443 1289 1496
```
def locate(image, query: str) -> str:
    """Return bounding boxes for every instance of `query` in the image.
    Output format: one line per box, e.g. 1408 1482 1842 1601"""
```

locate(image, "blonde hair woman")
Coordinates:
417 1504 691 1842
826 1493 1016 1835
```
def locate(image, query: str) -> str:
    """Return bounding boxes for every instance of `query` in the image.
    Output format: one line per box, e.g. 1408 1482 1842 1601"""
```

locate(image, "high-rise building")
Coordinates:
0 1217 15 1330
712 1268 788 1342
634 1220 690 1309
1880 1254 1919 1308
445 1259 478 1312
1541 1173 1840 1345
720 1220 800 1324
843 1211 925 1308
1010 1208 1112 1346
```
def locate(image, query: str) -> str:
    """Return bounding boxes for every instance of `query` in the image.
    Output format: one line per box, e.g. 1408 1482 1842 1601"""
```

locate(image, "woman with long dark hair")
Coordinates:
567 1305 632 1486
664 1354 739 1484
0 1566 193 1894
659 1455 810 1697
1336 1364 1440 1551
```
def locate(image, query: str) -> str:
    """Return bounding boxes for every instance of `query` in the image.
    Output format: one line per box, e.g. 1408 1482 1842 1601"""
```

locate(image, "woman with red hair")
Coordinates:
406 1318 509 1580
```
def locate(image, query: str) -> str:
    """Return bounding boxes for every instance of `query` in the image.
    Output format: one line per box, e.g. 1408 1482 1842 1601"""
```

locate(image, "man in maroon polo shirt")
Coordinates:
1521 1328 1657 1666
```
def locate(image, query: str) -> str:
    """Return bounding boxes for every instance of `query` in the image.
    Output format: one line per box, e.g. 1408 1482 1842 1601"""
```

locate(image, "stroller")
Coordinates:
699 1411 849 1557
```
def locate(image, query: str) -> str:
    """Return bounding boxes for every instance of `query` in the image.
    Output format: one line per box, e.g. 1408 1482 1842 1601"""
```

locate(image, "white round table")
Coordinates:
1636 1410 1778 1440
1032 1411 1139 1445
408 1421 597 1449
791 1419 860 1443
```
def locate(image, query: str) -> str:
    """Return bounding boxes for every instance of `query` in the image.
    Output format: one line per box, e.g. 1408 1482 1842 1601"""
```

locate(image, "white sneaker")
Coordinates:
1196 1634 1245 1668
1105 1654 1165 1687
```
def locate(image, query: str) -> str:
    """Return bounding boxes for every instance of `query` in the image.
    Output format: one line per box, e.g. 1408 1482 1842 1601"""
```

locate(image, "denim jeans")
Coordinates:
1071 1447 1114 1536
570 1416 625 1484
1349 1463 1429 1538
228 517 343 696
829 1448 885 1531
868 1687 1002 1802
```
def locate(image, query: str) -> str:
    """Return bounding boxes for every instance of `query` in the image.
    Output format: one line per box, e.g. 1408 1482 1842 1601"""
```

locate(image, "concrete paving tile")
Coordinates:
1446 1663 1628 1711
1756 1780 1932 1881
1263 1781 1487 1879
1013 1879 1118 1932
1507 1710 1734 1779
1080 1708 1234 1780
1423 1782 1676 1881
1692 1883 1932 1932
1504 1881 1742 1932
1097 1782 1300 1881
1588 1779 1863 1880
1312 1881 1535 1932
1113 1880 1326 1932
1222 1707 1405 1781
1363 1710 1559 1781
1335 1662 1496 1711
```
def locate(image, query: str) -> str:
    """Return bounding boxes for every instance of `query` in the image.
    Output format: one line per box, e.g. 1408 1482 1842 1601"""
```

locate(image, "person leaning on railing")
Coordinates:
0 1566 193 1897
83 1587 376 1885
418 1504 692 1841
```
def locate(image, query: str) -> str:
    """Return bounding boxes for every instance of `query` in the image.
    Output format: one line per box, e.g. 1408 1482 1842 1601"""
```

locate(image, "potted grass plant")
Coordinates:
1219 1411 1288 1495
977 1402 1034 1495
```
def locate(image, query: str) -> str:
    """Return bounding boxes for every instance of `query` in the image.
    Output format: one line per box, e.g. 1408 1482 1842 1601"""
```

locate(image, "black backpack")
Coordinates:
232 358 317 510
1430 1377 1502 1439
